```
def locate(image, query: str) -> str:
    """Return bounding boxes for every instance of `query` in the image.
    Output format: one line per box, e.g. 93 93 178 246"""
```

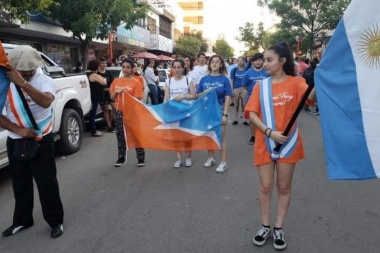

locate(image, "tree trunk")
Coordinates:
81 42 89 71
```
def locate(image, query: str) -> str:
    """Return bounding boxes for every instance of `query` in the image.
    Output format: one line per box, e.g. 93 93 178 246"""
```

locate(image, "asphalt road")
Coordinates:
0 110 379 253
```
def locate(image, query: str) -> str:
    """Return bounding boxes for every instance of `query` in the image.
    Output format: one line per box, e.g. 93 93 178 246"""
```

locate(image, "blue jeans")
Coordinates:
148 84 159 105
90 99 100 134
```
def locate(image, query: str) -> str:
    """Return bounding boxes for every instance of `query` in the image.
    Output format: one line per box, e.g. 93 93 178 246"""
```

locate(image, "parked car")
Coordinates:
0 43 93 169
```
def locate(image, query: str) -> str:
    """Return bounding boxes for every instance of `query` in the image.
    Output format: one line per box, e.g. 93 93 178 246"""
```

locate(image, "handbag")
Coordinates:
12 84 40 161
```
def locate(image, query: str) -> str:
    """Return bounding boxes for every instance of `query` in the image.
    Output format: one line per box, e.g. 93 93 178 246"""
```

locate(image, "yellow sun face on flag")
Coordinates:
358 24 380 68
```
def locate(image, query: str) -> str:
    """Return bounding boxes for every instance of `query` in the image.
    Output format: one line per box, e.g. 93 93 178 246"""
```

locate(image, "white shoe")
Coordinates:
216 162 228 173
204 157 216 167
185 158 192 167
173 160 182 168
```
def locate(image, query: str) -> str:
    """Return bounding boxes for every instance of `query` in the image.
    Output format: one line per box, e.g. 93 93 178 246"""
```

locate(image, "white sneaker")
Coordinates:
216 161 228 173
173 160 182 168
204 157 216 167
185 158 192 167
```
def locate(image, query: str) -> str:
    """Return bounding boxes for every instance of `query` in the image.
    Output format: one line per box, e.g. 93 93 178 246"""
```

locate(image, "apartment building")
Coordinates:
175 0 205 35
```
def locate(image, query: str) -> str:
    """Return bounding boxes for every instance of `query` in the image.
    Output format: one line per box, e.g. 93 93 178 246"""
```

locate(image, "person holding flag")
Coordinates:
245 42 308 250
197 55 233 173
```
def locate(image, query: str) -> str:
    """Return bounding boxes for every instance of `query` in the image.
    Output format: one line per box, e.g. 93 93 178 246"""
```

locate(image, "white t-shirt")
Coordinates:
186 69 197 85
5 72 55 139
192 65 208 85
165 76 190 100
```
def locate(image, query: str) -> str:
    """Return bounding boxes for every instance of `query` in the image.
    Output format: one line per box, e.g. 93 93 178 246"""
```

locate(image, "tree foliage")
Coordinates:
49 0 148 65
257 0 350 56
173 36 202 58
212 39 234 59
1 0 56 22
237 22 267 51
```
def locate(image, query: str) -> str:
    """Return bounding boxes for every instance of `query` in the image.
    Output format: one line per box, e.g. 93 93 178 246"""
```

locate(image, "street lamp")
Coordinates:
295 36 301 57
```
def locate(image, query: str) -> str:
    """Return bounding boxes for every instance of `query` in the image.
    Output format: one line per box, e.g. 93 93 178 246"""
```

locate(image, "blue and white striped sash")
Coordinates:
259 77 298 160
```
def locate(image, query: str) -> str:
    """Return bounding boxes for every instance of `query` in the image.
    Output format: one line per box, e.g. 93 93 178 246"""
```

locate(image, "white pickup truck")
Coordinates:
0 43 92 169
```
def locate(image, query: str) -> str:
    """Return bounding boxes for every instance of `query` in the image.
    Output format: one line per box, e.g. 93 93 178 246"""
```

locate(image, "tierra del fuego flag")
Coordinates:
123 89 222 151
314 0 380 180
0 42 10 112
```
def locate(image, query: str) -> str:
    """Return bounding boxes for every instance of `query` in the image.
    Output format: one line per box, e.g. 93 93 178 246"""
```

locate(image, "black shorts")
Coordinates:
100 91 114 105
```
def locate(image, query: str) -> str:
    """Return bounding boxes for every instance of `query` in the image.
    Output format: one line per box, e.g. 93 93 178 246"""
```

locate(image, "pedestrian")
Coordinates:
196 55 233 173
192 52 208 88
242 53 270 144
245 41 308 250
87 59 107 137
0 45 64 238
230 56 248 125
110 58 145 167
183 55 197 85
144 60 159 104
164 58 197 168
97 57 115 133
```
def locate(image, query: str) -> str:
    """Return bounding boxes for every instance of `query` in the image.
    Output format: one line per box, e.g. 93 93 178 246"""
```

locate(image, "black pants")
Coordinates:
6 133 64 227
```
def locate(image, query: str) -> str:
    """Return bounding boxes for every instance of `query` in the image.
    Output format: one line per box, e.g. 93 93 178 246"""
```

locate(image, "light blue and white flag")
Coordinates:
315 0 380 180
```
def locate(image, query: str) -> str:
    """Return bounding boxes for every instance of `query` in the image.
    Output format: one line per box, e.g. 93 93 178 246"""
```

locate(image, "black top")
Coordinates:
88 72 105 100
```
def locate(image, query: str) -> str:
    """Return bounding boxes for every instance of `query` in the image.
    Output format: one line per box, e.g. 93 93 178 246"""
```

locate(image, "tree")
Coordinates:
173 36 202 58
50 0 148 67
237 22 267 51
212 39 234 59
0 0 56 22
258 0 350 57
185 31 208 53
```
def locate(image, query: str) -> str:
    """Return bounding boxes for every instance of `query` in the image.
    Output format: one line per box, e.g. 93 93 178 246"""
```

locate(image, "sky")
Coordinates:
203 0 278 56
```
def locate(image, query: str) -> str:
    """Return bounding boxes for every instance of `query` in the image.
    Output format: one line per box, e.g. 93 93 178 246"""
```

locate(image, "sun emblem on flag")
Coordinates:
358 24 380 68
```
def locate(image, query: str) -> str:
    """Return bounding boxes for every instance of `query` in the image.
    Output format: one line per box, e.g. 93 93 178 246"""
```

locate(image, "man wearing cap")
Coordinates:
0 45 64 238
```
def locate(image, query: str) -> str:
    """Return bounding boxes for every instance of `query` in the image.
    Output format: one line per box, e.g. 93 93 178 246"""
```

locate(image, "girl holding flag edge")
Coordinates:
245 42 308 250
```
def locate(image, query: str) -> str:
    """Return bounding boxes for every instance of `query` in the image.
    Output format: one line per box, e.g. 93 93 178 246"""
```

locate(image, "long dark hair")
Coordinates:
266 42 295 76
182 55 194 75
208 55 227 75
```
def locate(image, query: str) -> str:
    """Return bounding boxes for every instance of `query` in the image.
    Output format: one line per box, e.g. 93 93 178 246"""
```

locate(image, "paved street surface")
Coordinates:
0 110 379 253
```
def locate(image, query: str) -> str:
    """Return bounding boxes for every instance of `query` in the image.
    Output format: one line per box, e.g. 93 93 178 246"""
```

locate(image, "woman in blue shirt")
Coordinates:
197 55 233 173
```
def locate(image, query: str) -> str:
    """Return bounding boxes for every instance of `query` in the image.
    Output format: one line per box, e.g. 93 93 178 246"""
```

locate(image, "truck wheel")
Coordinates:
56 108 83 154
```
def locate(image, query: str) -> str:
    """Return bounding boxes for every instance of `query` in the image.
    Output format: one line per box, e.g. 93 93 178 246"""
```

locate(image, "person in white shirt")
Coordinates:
144 60 159 104
192 52 208 88
164 59 197 168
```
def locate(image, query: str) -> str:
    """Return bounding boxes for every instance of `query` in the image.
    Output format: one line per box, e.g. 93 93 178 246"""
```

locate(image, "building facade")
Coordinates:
175 0 205 35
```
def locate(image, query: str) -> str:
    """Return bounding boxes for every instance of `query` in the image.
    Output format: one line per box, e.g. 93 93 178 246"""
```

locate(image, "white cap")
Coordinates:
8 45 42 71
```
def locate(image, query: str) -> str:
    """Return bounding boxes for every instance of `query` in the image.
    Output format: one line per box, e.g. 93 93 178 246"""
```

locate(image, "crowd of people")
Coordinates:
1 42 318 250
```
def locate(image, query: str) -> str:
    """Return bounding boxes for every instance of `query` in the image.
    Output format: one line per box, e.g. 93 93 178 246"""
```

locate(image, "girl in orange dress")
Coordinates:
245 42 308 250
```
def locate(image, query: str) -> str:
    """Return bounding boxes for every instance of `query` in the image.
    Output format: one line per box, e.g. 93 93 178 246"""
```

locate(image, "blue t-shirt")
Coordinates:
242 68 270 95
227 63 237 76
230 68 247 89
197 75 233 105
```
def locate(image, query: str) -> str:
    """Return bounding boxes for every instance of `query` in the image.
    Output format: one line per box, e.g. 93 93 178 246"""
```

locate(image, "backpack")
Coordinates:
303 67 314 86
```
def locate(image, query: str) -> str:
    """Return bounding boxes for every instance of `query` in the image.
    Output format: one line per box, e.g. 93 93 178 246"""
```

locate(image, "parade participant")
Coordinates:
110 58 144 167
88 59 107 137
196 55 233 173
230 56 248 125
144 60 159 104
97 57 115 133
245 42 308 250
164 59 197 168
0 45 64 238
183 55 197 85
193 52 208 88
242 53 270 144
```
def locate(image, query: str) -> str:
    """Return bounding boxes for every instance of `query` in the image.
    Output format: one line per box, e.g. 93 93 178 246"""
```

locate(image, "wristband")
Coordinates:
264 128 271 136
269 130 273 137
222 114 228 117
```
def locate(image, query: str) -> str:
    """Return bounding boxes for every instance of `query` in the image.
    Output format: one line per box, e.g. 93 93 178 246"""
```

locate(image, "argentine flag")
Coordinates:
315 0 380 180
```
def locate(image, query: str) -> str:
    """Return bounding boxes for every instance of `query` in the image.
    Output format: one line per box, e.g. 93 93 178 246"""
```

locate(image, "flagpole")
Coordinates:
273 84 314 152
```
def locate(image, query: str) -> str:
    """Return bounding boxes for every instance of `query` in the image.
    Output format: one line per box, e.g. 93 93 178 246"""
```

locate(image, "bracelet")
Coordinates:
222 114 228 117
269 130 273 137
264 128 271 136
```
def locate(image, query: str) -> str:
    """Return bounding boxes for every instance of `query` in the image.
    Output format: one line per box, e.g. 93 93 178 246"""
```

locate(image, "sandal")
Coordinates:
91 131 103 137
